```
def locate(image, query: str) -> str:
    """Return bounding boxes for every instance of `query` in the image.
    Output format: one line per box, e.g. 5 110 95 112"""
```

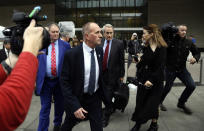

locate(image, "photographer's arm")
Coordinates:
0 20 43 130
0 65 7 84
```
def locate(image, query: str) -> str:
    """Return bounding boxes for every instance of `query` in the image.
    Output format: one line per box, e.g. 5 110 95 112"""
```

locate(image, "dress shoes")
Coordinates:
102 107 115 128
102 116 110 128
177 103 192 115
147 123 158 131
130 123 141 131
160 104 167 111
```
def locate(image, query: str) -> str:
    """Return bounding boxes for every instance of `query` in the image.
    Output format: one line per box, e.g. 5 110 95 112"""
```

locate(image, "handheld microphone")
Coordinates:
29 6 41 18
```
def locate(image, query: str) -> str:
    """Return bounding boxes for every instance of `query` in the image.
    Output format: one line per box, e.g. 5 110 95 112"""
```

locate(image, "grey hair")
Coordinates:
60 32 70 37
102 24 114 33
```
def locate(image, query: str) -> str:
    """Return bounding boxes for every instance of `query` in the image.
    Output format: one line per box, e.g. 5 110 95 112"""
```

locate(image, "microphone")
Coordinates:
29 6 41 18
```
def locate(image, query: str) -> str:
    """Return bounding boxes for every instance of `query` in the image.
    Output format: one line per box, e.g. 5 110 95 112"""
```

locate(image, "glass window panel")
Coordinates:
126 0 130 7
113 0 117 7
55 0 148 40
93 0 99 7
84 1 87 8
130 0 134 7
104 0 109 7
101 0 105 7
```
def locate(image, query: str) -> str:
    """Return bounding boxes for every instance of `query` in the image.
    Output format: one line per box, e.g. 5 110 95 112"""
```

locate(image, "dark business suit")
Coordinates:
36 39 70 131
101 38 125 108
0 48 8 63
60 44 109 131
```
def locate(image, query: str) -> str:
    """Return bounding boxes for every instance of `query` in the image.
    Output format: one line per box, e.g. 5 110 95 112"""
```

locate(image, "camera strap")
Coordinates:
1 60 12 75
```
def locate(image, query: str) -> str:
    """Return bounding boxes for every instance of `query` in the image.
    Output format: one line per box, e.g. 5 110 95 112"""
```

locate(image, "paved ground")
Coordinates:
16 53 204 131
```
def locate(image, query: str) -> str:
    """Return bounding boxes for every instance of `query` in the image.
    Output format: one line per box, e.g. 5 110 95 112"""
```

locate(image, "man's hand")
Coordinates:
74 108 88 120
189 57 197 64
144 80 153 87
22 19 43 56
4 51 18 69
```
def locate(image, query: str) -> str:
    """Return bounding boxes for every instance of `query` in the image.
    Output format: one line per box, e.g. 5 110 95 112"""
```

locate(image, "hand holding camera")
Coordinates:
3 6 50 56
22 19 43 56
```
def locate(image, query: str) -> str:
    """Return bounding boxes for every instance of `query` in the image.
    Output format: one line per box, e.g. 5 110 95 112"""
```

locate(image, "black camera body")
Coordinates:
161 22 178 44
3 6 50 55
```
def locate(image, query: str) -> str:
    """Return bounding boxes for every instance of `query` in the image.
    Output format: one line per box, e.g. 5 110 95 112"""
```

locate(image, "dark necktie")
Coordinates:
88 50 96 95
7 50 10 57
103 40 110 71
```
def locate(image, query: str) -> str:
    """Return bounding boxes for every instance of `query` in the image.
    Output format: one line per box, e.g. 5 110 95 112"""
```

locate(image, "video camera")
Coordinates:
161 22 178 44
2 6 50 55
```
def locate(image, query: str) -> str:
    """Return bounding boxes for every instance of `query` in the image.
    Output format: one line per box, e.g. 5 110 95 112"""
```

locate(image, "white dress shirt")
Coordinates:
83 42 99 93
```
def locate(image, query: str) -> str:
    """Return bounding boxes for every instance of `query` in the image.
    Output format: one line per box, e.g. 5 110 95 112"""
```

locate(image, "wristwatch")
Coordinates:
1 60 12 74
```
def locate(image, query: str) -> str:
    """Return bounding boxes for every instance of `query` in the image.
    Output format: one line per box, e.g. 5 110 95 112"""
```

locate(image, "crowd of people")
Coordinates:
0 19 201 131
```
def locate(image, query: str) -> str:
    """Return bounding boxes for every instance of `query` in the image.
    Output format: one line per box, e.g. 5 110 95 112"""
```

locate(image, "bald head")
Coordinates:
82 22 102 48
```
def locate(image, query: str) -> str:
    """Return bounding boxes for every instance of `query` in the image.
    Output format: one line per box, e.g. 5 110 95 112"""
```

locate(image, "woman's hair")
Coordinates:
143 24 167 47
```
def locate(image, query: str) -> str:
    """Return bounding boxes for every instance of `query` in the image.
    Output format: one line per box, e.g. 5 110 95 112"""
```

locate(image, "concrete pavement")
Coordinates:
16 85 204 131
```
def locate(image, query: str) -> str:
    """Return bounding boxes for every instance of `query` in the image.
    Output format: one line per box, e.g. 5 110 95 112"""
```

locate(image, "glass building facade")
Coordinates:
55 0 148 40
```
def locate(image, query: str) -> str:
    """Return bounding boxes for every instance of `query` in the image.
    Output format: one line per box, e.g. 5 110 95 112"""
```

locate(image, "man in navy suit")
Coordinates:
60 22 110 131
36 23 70 131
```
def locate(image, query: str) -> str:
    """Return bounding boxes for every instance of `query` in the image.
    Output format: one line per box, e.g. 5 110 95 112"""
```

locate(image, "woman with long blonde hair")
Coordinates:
130 24 167 131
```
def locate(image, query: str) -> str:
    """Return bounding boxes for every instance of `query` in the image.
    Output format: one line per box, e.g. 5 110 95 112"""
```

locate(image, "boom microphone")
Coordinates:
29 6 41 18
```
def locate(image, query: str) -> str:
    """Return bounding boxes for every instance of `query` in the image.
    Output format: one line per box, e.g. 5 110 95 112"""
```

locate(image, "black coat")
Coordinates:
128 40 141 55
0 48 7 63
166 36 200 71
101 38 125 83
132 45 167 124
136 45 166 85
60 44 109 114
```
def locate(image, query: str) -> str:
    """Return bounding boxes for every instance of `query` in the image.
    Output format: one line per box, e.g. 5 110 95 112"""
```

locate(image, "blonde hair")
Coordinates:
143 24 167 47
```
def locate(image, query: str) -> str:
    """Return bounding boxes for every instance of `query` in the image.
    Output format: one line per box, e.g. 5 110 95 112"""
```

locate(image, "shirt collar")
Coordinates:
106 39 112 43
52 39 58 45
4 48 9 53
83 42 95 53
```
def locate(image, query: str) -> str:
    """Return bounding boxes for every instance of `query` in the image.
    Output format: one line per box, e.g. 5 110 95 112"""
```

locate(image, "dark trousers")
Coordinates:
61 92 103 131
102 70 119 116
38 78 64 131
128 55 133 68
160 68 196 104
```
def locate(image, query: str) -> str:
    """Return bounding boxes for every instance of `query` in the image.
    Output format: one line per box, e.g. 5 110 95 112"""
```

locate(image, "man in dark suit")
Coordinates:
60 22 109 131
101 24 125 127
0 38 11 63
36 23 71 131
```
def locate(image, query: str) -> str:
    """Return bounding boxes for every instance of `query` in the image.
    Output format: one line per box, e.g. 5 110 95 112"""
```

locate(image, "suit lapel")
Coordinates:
101 38 105 47
3 50 7 59
108 39 115 68
58 39 63 62
79 44 85 85
95 47 102 71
